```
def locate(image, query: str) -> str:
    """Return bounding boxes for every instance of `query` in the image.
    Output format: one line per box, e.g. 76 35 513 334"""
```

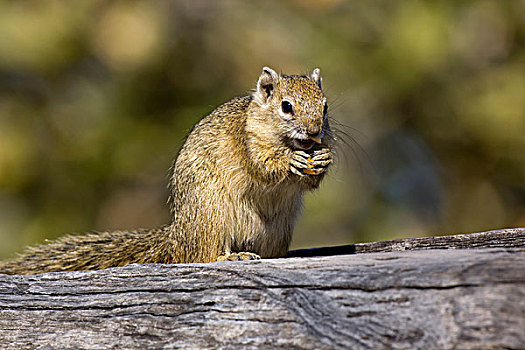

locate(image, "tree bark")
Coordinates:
1 228 524 349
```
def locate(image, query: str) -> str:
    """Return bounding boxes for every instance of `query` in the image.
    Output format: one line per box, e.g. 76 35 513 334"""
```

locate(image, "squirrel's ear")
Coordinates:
255 67 279 105
310 68 322 88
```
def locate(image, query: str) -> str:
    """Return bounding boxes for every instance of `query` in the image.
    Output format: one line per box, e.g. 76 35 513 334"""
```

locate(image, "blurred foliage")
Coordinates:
1 0 524 259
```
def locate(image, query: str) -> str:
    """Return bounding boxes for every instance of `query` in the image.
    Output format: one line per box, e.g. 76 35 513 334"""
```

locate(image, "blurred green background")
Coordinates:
1 0 524 259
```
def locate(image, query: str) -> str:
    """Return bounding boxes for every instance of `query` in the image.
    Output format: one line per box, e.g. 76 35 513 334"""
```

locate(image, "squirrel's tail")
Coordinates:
0 226 174 275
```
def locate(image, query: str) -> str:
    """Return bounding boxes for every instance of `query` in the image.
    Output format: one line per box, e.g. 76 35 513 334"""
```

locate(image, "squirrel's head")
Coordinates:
252 67 329 151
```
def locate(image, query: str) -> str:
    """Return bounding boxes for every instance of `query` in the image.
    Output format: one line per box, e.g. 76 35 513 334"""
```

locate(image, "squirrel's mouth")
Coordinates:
292 138 315 151
289 129 323 151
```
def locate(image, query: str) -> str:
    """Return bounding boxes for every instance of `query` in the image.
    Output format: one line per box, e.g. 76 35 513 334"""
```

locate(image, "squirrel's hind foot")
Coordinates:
216 252 261 262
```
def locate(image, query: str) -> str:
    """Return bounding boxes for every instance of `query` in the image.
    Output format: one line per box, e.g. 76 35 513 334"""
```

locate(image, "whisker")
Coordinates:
328 116 376 179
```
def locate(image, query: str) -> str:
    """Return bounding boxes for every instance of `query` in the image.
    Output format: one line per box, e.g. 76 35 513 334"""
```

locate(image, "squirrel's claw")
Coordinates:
217 252 261 261
290 165 306 177
290 148 332 176
291 153 313 169
311 149 332 161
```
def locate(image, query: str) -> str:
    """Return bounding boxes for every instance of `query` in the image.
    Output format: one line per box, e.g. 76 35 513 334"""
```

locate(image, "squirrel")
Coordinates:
0 67 333 275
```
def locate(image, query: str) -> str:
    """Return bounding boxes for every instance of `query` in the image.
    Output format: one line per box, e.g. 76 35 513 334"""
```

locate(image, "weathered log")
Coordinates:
1 228 524 349
287 227 525 257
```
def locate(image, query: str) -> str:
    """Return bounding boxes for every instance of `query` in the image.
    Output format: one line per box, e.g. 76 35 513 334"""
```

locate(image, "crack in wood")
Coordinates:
0 229 524 349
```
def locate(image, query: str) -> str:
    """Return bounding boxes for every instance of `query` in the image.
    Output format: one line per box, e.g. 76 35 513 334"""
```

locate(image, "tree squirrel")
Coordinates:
0 67 333 275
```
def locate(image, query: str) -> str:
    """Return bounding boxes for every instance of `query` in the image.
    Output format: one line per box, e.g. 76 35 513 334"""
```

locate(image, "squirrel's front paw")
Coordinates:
290 148 332 176
217 252 261 261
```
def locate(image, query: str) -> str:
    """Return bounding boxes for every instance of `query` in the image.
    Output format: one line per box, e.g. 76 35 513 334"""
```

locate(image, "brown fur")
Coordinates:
0 67 333 274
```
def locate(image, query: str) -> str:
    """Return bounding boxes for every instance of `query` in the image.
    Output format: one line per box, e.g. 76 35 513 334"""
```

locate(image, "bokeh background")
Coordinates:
1 0 524 259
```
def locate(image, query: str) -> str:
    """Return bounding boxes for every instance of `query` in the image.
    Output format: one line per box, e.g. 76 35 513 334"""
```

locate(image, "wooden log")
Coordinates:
287 227 525 257
1 228 524 349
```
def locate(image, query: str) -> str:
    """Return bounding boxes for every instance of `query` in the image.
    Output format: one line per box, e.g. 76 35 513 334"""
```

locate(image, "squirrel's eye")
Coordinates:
281 101 294 114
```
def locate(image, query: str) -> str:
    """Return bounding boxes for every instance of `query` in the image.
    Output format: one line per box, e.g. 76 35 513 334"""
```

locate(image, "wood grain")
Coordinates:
1 228 524 349
287 227 525 257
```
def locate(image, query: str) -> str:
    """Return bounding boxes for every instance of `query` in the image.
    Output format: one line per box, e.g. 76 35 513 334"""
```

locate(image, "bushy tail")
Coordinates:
0 227 174 275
